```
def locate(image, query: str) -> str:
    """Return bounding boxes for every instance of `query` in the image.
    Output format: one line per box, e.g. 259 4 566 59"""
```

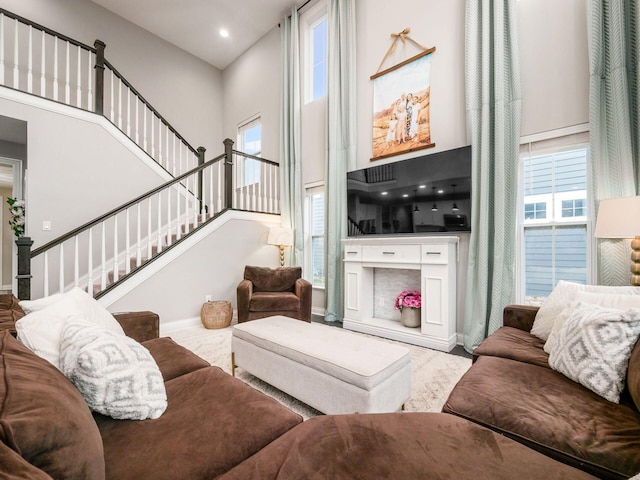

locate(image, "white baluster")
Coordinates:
76 46 81 107
135 97 139 144
74 236 79 287
126 88 131 136
40 31 45 97
151 114 155 158
158 119 163 167
101 222 107 290
257 164 263 212
117 77 122 128
109 69 115 121
0 14 5 84
113 214 119 282
143 106 148 152
64 41 70 104
174 136 178 175
193 173 198 227
147 199 152 260
44 251 49 297
27 26 33 93
87 49 92 110
167 188 172 244
125 209 131 274
53 36 59 100
59 243 64 294
136 204 141 268
87 228 94 294
156 193 162 253
209 164 214 215
166 125 171 173
13 19 19 89
217 161 222 212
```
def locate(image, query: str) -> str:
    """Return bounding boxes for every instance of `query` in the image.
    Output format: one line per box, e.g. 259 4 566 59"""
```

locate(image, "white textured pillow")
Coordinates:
60 320 167 420
544 292 640 354
548 302 640 403
16 288 125 368
19 292 65 314
530 281 640 341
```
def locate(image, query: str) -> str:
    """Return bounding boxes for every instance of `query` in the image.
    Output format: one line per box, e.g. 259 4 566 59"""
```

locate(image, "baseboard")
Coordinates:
311 306 326 317
457 333 464 346
160 310 238 336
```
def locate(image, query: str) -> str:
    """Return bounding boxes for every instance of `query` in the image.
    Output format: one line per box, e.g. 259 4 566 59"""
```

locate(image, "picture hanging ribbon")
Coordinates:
376 27 431 74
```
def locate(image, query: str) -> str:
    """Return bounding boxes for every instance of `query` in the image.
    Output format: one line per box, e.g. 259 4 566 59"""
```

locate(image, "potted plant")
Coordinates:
394 290 422 328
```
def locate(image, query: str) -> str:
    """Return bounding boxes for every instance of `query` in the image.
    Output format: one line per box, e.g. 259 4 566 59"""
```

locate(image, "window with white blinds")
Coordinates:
518 127 593 304
305 184 325 287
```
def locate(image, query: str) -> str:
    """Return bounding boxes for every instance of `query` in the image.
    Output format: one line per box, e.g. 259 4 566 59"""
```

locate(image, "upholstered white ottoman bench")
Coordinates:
231 316 411 415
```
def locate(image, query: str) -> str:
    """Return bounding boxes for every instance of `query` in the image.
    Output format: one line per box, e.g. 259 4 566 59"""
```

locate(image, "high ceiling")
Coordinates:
90 0 305 70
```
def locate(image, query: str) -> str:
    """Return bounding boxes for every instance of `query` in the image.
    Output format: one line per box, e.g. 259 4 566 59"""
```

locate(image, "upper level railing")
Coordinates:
18 139 280 300
0 8 200 177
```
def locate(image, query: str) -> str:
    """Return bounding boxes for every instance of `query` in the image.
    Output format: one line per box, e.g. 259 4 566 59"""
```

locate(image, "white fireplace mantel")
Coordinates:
342 236 458 352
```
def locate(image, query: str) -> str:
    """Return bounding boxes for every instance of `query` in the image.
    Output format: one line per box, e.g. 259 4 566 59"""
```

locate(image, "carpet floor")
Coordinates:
170 323 471 420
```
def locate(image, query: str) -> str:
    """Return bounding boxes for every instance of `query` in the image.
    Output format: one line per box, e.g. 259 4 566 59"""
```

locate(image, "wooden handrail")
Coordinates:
31 152 226 258
104 59 199 156
231 150 280 167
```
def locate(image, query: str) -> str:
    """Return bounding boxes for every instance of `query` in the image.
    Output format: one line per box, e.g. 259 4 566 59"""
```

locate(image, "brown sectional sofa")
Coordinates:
0 295 302 480
443 304 640 480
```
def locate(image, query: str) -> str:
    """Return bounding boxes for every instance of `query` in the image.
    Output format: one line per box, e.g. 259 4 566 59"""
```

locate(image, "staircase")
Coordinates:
2 8 281 301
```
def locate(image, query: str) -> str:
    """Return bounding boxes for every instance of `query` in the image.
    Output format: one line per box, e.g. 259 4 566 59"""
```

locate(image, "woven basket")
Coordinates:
200 301 232 329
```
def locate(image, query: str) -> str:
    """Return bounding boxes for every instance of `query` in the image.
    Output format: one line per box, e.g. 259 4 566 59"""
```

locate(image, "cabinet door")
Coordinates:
421 263 450 339
344 262 373 321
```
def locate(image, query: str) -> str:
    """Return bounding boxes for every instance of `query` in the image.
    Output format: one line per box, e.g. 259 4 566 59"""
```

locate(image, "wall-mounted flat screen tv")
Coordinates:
347 145 472 236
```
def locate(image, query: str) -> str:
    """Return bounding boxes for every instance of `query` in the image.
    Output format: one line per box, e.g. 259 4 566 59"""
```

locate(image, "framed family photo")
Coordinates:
371 47 436 161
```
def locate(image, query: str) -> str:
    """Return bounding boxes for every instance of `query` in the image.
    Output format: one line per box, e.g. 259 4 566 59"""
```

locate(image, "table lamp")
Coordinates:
594 196 640 286
267 226 294 267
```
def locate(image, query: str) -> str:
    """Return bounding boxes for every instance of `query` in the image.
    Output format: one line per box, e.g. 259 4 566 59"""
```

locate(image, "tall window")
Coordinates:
237 117 261 187
302 2 328 103
306 188 325 287
518 131 592 303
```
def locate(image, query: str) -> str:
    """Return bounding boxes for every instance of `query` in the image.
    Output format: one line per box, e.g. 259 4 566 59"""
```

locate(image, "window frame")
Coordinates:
304 182 325 289
301 1 328 104
236 115 262 188
515 124 594 304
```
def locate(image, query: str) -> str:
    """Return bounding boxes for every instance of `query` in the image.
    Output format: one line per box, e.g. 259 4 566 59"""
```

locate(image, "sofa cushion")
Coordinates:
443 355 640 479
218 413 597 480
95 366 302 480
16 287 125 368
244 266 301 292
250 291 301 312
472 326 549 368
60 320 167 420
530 281 640 341
143 337 210 381
545 292 640 354
0 294 24 336
548 303 640 404
0 440 54 480
0 330 105 480
628 335 640 411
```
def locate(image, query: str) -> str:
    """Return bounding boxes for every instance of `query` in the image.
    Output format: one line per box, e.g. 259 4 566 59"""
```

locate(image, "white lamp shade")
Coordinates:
267 226 294 246
594 196 640 239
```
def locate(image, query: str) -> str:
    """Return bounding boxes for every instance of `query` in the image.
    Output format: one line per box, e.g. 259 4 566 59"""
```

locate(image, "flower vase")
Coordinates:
400 307 421 328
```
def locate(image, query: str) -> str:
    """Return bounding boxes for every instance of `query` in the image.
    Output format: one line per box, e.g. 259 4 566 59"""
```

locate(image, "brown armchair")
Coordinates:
237 266 312 323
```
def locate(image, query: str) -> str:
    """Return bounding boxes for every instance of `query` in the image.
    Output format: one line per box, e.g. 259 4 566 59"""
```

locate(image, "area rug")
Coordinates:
170 324 471 420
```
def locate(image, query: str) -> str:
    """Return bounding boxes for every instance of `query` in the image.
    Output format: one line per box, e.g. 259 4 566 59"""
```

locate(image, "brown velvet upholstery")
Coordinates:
113 311 159 343
237 266 311 323
96 366 302 480
472 325 549 367
0 331 105 480
0 294 24 336
0 441 54 480
502 303 539 331
217 413 597 480
628 338 640 411
143 336 210 381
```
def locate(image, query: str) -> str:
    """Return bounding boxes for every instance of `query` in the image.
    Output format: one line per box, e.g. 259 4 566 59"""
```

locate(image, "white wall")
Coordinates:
0 0 224 154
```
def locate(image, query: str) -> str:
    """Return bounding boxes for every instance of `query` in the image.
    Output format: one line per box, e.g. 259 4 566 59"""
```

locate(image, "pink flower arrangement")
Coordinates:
394 290 422 312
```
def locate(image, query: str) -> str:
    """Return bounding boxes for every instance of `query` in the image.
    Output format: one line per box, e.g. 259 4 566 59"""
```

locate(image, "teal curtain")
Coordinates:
324 0 356 322
588 0 640 285
280 9 304 266
463 0 522 352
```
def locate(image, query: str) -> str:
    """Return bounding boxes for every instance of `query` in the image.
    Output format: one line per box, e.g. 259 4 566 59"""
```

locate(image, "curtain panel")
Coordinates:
324 0 356 322
463 0 522 352
588 0 640 285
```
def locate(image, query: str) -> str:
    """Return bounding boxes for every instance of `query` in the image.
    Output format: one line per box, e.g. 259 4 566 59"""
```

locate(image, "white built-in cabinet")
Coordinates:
342 236 458 352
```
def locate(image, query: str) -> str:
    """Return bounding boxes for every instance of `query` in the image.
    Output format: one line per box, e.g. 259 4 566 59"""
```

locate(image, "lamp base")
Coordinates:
631 237 640 287
279 245 285 268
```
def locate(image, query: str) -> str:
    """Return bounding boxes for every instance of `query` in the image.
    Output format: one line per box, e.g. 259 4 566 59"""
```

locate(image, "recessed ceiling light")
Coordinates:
437 189 444 194
220 29 229 38
402 194 409 198
381 192 388 195
418 185 426 189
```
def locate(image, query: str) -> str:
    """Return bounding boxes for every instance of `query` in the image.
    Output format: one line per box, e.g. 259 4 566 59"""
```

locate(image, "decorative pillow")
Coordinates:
19 292 65 314
530 281 640 341
0 330 105 480
16 287 125 368
548 302 640 403
544 292 640 354
60 320 167 420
